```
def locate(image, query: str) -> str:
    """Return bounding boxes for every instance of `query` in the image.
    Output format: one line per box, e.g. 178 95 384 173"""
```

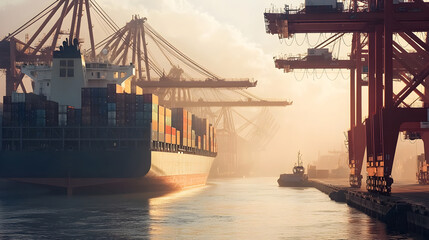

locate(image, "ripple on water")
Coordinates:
0 177 424 239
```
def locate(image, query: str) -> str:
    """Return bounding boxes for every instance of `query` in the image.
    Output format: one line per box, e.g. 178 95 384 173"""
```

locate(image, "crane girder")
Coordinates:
265 3 429 36
166 100 292 108
138 79 257 88
274 55 422 73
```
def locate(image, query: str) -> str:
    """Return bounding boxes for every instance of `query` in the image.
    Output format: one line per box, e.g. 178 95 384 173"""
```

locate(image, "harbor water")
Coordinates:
0 177 422 239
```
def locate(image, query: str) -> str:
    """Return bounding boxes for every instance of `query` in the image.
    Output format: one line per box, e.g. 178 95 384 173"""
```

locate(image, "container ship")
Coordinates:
0 40 217 194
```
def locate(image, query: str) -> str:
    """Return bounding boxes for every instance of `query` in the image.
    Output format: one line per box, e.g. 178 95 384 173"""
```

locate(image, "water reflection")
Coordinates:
0 178 423 239
0 190 154 239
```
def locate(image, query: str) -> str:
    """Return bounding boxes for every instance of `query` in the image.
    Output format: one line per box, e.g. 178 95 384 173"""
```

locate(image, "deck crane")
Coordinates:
265 0 429 194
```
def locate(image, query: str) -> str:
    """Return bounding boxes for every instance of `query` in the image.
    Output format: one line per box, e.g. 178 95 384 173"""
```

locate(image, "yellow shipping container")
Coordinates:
121 79 132 93
136 86 143 95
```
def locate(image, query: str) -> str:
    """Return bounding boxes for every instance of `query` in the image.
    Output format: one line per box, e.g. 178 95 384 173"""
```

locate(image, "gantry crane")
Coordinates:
265 0 429 194
0 0 292 177
273 32 428 187
91 16 291 106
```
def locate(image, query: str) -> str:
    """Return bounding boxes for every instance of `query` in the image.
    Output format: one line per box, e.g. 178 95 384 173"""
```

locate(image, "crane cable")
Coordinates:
90 0 119 33
144 28 214 78
306 33 324 47
294 34 307 46
293 69 308 82
4 0 60 40
145 23 221 80
145 30 213 78
144 28 219 80
146 31 174 67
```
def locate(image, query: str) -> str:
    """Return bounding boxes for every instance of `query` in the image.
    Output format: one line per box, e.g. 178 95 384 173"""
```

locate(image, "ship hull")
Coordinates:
0 150 214 193
277 174 311 187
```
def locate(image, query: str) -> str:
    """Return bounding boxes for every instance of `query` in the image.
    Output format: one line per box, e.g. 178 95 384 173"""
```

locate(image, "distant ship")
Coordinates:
277 151 310 187
0 39 217 195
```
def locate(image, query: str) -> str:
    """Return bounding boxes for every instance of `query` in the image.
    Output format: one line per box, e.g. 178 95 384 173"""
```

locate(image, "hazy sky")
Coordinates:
0 0 422 176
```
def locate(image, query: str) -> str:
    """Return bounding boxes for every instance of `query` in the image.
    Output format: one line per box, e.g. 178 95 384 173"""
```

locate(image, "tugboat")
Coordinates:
277 151 310 187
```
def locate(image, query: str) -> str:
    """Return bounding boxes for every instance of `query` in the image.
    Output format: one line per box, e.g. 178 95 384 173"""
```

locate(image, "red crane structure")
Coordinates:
92 16 258 90
265 0 429 194
0 0 100 96
0 1 292 177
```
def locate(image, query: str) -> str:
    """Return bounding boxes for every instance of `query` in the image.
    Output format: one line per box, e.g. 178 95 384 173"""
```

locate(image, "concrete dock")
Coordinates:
310 178 429 236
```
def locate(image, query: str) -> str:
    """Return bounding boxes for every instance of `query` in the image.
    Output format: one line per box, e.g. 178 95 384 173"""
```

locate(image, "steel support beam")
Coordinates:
138 80 257 89
141 20 151 82
85 0 96 59
167 100 292 108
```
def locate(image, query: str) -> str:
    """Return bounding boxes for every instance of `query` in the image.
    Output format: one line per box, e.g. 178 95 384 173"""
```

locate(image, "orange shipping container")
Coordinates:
172 127 177 145
177 130 181 146
183 110 188 147
198 136 201 149
165 108 172 143
166 134 171 144
136 86 143 95
187 112 192 147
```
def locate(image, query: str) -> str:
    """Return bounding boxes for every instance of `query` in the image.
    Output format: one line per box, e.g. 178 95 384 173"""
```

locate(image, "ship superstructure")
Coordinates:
21 39 134 108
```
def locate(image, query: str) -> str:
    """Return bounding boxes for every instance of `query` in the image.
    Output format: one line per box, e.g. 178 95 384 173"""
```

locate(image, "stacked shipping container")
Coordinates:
143 94 158 141
2 93 59 127
158 106 165 142
165 108 171 144
172 108 187 147
2 86 217 154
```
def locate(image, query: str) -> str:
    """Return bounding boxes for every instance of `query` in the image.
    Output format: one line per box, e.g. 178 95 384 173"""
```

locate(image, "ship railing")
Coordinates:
150 141 217 157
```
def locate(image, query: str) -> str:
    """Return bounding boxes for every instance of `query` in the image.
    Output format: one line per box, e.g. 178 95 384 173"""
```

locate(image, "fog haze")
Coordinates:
0 0 422 178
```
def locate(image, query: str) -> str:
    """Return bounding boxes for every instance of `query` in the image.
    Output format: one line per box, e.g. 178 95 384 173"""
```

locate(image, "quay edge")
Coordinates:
309 179 429 237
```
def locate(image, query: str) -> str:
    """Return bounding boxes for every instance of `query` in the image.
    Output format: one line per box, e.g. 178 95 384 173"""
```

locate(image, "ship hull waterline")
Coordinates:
0 150 214 193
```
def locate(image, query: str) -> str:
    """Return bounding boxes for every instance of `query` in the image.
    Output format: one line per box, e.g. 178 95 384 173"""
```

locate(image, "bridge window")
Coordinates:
60 68 66 77
60 59 74 78
67 69 74 77
113 72 119 79
120 72 126 78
